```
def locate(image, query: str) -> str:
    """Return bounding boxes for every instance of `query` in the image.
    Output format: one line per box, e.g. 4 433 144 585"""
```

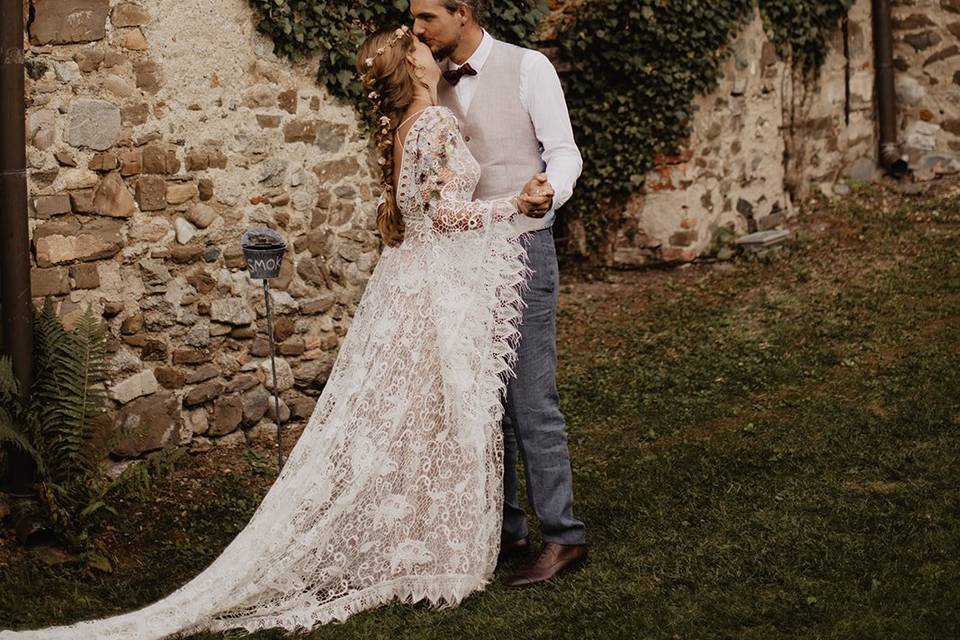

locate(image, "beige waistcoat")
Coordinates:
438 40 548 234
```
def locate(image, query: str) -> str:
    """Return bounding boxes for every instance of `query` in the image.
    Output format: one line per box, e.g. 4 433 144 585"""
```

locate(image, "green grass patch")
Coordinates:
2 180 959 638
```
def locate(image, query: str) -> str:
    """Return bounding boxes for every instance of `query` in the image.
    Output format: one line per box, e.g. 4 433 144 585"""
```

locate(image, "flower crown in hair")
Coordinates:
362 25 411 92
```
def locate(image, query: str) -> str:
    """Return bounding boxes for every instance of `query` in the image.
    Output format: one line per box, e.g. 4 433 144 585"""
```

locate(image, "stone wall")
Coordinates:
23 0 380 464
892 0 960 168
603 1 875 265
19 0 960 465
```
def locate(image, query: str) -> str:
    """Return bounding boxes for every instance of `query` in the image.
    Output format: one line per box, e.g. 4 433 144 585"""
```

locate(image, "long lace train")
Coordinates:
1 105 532 639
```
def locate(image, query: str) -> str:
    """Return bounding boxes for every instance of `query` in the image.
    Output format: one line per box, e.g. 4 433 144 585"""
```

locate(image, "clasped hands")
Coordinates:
515 173 555 218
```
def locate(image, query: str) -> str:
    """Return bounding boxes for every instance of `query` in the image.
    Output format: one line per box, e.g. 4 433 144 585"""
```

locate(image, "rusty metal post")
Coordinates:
871 0 909 176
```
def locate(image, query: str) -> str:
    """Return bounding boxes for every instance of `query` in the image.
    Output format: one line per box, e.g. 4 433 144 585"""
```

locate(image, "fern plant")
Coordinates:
0 358 46 477
0 298 113 543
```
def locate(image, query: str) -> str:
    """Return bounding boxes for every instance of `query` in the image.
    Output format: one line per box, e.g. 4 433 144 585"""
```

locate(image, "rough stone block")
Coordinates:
32 194 72 218
111 391 182 457
173 348 210 366
278 89 298 114
100 73 136 98
260 357 294 392
74 48 105 72
166 182 198 204
121 102 150 125
29 0 110 45
181 203 214 231
241 84 276 108
67 98 121 151
136 175 167 211
210 298 254 326
170 244 203 264
316 122 348 153
154 366 185 389
923 45 960 67
93 171 136 217
183 380 223 407
256 114 282 128
211 397 244 436
31 168 59 188
198 178 214 201
904 30 941 52
241 385 270 426
289 396 316 420
35 232 121 266
119 148 143 176
63 168 99 190
111 2 151 27
133 60 162 93
185 148 209 171
34 217 82 242
27 109 56 150
54 60 82 82
88 151 118 172
312 157 361 183
31 267 70 297
115 28 148 50
109 369 159 404
70 262 101 289
284 119 318 143
142 143 180 174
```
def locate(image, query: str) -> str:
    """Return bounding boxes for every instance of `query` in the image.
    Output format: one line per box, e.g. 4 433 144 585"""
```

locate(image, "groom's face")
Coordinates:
410 0 464 61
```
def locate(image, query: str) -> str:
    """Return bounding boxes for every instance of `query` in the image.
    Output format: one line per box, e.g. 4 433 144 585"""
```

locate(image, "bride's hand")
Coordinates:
518 173 554 218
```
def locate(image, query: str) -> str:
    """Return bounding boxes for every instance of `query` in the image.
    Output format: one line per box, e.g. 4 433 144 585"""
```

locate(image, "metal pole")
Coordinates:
1 0 37 495
263 279 284 472
871 0 908 176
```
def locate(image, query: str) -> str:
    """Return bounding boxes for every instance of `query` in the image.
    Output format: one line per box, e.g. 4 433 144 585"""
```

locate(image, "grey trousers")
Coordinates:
501 226 587 546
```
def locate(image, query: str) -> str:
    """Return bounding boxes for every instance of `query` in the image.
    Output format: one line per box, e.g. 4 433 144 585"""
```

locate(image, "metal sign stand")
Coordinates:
261 278 284 472
241 227 288 475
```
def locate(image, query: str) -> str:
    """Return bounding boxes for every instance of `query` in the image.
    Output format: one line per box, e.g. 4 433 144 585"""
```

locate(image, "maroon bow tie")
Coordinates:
442 62 478 86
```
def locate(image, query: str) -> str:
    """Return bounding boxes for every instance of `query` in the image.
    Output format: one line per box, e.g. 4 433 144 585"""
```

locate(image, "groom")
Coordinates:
411 0 587 587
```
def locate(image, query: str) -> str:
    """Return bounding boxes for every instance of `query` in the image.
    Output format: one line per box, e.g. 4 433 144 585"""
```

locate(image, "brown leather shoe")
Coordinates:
498 535 530 562
505 542 588 587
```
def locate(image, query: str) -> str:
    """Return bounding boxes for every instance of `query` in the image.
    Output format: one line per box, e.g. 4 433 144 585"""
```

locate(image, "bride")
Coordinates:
1 24 550 640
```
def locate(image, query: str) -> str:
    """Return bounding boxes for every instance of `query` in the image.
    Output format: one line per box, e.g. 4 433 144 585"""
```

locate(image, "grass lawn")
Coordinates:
2 176 958 639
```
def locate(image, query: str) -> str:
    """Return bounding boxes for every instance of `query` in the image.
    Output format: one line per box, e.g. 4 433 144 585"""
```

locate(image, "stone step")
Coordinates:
734 229 791 252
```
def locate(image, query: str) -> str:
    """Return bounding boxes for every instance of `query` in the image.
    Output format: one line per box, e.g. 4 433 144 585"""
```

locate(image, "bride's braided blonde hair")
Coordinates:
357 26 420 248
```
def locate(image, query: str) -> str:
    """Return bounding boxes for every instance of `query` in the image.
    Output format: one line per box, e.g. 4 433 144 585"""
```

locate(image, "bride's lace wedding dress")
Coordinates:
2 106 530 639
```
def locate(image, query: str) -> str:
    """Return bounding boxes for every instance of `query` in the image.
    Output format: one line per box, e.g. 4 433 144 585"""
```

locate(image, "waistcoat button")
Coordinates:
464 135 471 142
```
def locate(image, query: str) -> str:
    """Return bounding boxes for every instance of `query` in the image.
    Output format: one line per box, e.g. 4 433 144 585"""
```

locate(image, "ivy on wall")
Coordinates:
555 0 852 260
759 0 853 73
250 0 851 259
556 0 754 257
249 0 547 105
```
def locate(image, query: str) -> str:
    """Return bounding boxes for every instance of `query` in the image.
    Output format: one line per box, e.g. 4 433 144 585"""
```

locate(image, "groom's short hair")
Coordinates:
441 0 488 26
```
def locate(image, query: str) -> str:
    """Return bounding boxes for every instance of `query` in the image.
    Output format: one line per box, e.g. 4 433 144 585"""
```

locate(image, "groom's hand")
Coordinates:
520 173 554 217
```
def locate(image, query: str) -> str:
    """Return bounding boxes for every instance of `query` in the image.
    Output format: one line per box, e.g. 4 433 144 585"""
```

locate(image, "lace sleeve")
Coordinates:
420 110 519 234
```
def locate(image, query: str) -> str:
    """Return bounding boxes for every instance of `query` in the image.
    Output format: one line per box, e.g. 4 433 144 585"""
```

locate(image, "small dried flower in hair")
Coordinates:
377 156 387 165
376 47 385 55
368 90 379 99
379 115 391 126
364 57 374 68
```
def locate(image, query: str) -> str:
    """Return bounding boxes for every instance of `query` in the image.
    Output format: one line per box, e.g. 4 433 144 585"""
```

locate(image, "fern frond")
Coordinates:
0 411 44 473
28 301 113 527
0 355 22 407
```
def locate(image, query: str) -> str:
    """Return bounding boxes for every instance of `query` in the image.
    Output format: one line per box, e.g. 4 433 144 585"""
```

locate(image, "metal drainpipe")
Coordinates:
0 0 37 495
871 0 909 176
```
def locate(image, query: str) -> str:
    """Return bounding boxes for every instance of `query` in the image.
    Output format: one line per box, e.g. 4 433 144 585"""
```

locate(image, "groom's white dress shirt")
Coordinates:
445 30 582 233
